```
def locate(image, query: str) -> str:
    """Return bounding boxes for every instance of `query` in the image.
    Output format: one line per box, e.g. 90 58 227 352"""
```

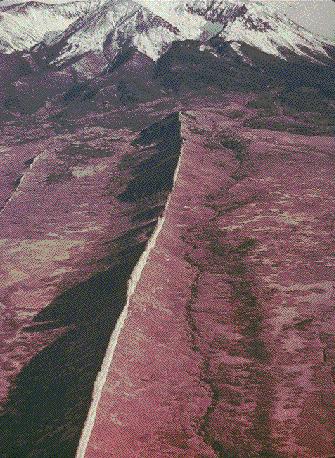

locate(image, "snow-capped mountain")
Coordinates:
0 0 332 65
53 0 183 65
0 0 102 53
144 0 330 59
50 0 331 66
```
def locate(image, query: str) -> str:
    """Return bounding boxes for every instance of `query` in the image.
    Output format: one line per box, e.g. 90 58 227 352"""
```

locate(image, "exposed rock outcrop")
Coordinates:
81 109 335 457
0 113 183 457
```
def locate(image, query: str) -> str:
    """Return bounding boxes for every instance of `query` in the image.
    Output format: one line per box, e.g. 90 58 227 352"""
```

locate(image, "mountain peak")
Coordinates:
0 0 99 53
0 0 332 66
139 0 330 59
50 0 183 65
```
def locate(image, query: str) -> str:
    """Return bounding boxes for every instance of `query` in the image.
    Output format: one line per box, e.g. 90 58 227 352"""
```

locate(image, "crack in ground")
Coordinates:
183 219 275 456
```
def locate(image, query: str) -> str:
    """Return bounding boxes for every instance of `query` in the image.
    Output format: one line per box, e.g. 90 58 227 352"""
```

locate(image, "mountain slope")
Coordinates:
22 0 334 67
143 0 330 59
52 0 183 66
2 0 331 65
0 0 333 116
0 0 101 53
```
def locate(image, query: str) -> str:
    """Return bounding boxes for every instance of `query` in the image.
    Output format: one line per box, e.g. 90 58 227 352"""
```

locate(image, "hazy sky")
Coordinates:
278 1 335 40
0 0 334 40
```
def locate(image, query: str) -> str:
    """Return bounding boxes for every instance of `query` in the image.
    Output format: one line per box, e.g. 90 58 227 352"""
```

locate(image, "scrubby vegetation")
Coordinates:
245 86 335 136
207 131 249 163
247 93 277 115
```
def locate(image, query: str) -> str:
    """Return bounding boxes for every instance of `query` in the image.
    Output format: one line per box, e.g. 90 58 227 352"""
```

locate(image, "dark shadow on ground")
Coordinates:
0 112 183 458
0 241 145 458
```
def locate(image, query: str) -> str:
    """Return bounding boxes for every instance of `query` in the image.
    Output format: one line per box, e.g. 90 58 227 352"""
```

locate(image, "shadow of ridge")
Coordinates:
0 109 184 458
118 112 182 202
0 242 145 458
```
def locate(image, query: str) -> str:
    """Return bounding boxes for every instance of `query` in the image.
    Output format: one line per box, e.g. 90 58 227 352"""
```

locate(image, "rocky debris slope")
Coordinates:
81 107 335 457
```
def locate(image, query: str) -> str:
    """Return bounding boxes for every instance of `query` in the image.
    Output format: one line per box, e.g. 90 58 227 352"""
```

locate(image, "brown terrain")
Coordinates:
1 1 335 456
83 107 335 457
0 87 334 457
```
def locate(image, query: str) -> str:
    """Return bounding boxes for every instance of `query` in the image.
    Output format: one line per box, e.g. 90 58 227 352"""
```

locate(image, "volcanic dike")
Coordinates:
82 110 335 458
0 107 334 457
76 113 185 458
